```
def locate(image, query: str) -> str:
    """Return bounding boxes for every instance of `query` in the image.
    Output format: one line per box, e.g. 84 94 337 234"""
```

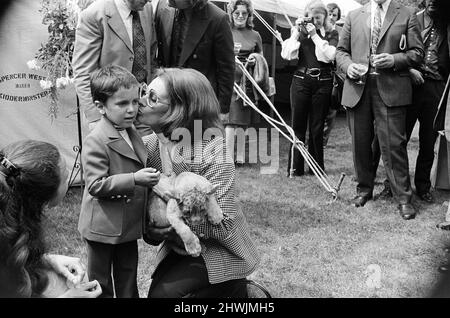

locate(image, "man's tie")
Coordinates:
131 10 147 83
371 4 383 54
170 9 185 66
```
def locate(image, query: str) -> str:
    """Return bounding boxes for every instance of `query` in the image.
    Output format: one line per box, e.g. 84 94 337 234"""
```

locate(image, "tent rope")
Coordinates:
275 0 295 29
253 10 283 44
234 57 345 200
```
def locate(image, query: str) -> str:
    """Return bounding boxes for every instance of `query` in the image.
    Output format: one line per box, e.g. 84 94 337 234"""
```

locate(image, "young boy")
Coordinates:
78 65 160 298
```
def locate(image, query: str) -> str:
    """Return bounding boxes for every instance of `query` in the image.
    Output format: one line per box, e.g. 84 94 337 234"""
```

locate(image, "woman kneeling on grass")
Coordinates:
138 68 260 298
0 140 101 298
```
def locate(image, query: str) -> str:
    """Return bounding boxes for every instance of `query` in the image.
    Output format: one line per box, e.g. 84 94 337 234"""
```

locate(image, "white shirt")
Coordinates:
114 0 133 45
311 27 336 63
281 27 336 63
157 133 175 175
371 0 392 31
119 129 135 151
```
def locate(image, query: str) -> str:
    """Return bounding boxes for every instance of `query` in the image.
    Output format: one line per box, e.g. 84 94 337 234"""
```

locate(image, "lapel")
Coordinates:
178 6 210 66
417 10 425 34
100 117 143 165
418 11 445 52
360 3 372 52
106 0 133 53
128 127 148 166
419 11 432 43
378 1 400 45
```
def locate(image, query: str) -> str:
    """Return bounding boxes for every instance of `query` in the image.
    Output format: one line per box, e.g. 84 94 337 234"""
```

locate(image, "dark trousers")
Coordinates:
323 74 344 146
347 75 412 204
288 74 332 175
405 79 444 194
86 239 139 298
372 79 445 194
148 252 247 298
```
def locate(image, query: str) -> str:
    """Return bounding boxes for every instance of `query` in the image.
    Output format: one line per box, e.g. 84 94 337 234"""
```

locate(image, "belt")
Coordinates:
295 67 333 80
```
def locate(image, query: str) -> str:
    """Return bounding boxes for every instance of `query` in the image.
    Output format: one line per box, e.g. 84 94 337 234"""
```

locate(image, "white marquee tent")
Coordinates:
213 0 361 28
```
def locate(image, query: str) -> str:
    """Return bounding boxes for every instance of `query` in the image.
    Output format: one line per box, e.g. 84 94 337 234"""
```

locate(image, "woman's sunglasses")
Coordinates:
139 83 170 109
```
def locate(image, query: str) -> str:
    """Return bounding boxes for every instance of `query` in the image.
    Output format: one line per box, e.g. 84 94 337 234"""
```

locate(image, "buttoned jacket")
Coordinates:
78 117 148 244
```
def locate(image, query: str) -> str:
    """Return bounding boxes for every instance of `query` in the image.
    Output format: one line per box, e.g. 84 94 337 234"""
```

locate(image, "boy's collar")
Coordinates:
103 115 127 131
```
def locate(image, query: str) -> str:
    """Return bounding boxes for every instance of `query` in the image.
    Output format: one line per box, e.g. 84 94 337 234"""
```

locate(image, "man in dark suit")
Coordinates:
372 0 449 203
336 0 424 220
154 0 235 118
405 0 449 202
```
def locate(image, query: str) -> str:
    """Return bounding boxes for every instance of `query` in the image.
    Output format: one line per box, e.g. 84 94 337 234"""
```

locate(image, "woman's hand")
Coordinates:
59 280 102 298
144 224 177 245
294 17 303 28
246 53 257 66
290 26 300 41
305 23 316 37
45 254 86 286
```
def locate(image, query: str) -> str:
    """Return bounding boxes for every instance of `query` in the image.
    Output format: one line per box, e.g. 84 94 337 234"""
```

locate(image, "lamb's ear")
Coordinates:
208 184 220 195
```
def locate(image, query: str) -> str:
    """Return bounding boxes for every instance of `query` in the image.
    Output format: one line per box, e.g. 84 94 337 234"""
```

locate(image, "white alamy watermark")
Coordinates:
166 120 280 174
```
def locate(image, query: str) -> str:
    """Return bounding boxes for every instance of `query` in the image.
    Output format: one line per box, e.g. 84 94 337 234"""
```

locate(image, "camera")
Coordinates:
300 17 313 26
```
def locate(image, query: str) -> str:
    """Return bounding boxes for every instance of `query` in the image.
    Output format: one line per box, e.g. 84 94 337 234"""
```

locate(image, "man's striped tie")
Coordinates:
371 4 383 54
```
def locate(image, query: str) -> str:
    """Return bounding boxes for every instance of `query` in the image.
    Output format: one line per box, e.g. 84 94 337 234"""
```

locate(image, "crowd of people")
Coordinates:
2 0 450 297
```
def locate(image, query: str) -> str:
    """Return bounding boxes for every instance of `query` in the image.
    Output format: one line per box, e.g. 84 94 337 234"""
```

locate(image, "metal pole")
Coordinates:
270 13 277 119
76 95 83 192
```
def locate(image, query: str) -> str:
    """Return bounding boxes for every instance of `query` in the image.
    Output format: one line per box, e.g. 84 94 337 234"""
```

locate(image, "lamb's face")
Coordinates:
180 187 209 226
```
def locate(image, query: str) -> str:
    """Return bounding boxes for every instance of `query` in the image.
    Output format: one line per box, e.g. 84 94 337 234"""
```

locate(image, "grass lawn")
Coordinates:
43 112 450 298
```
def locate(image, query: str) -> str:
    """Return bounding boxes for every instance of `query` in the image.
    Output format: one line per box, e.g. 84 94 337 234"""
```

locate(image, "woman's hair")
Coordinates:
154 68 223 139
0 140 62 297
227 0 254 29
304 0 333 33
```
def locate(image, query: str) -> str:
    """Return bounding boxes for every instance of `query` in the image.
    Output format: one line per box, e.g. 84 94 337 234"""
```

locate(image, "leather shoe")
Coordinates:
438 264 450 274
351 195 372 207
418 191 434 203
398 203 417 220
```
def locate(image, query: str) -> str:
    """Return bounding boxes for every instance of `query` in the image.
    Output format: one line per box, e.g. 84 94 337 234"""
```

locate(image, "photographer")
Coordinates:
281 0 338 177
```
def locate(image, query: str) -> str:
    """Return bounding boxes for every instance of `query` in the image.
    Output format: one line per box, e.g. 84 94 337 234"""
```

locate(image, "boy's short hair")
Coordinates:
90 65 139 104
